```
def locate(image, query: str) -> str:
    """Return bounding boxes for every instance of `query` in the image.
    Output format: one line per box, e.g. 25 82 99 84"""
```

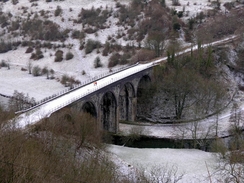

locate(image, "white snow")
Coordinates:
106 145 219 183
0 0 243 182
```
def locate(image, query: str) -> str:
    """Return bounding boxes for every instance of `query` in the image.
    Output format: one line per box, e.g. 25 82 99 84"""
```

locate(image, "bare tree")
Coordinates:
214 103 244 183
147 164 184 183
144 30 167 57
172 0 180 6
8 90 36 112
228 103 244 150
27 60 32 74
42 66 49 79
152 45 228 120
0 108 136 183
50 69 55 79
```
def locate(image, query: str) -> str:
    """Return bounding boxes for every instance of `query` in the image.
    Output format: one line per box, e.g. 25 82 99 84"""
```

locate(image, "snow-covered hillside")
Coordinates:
1 1 244 182
0 0 131 101
0 0 241 102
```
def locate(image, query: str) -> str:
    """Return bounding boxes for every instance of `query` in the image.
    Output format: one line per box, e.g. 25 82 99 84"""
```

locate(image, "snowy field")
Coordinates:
107 145 219 183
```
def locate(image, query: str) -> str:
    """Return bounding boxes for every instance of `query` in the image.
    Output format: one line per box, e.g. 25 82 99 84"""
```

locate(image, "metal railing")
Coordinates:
15 61 154 115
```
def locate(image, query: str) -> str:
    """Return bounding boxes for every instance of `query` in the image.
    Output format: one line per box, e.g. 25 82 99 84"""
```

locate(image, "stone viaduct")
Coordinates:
14 35 238 131
66 67 154 133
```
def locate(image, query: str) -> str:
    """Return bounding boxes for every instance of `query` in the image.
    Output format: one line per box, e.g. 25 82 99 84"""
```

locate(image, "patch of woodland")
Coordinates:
104 0 188 67
0 104 14 121
137 46 231 122
21 18 69 41
195 6 244 44
210 101 244 182
0 12 11 28
22 40 75 62
105 42 137 67
71 29 86 40
108 52 132 68
30 47 44 60
23 62 56 84
31 65 55 78
235 42 244 70
0 8 68 42
22 40 73 50
115 0 174 43
84 39 102 54
0 108 139 183
222 37 244 86
60 74 81 88
74 7 112 32
8 90 36 112
0 40 21 53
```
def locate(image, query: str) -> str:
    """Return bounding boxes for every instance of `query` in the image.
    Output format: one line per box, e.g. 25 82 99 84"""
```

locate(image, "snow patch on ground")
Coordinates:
107 145 219 183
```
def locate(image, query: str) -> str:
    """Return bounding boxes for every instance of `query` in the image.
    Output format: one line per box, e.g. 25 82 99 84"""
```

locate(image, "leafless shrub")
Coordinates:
65 51 74 60
54 5 62 17
102 41 110 56
0 60 8 67
42 41 53 49
32 65 42 76
85 39 101 54
147 164 184 183
84 27 97 34
108 53 120 68
224 2 235 10
122 1 173 42
21 67 27 71
54 50 63 62
76 7 111 29
25 46 33 53
8 90 36 111
11 0 18 4
117 4 137 27
0 14 9 28
60 74 80 88
131 49 156 63
21 19 68 41
120 53 131 65
172 0 180 6
30 48 43 60
9 20 20 31
0 41 13 53
71 30 81 39
94 56 103 68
